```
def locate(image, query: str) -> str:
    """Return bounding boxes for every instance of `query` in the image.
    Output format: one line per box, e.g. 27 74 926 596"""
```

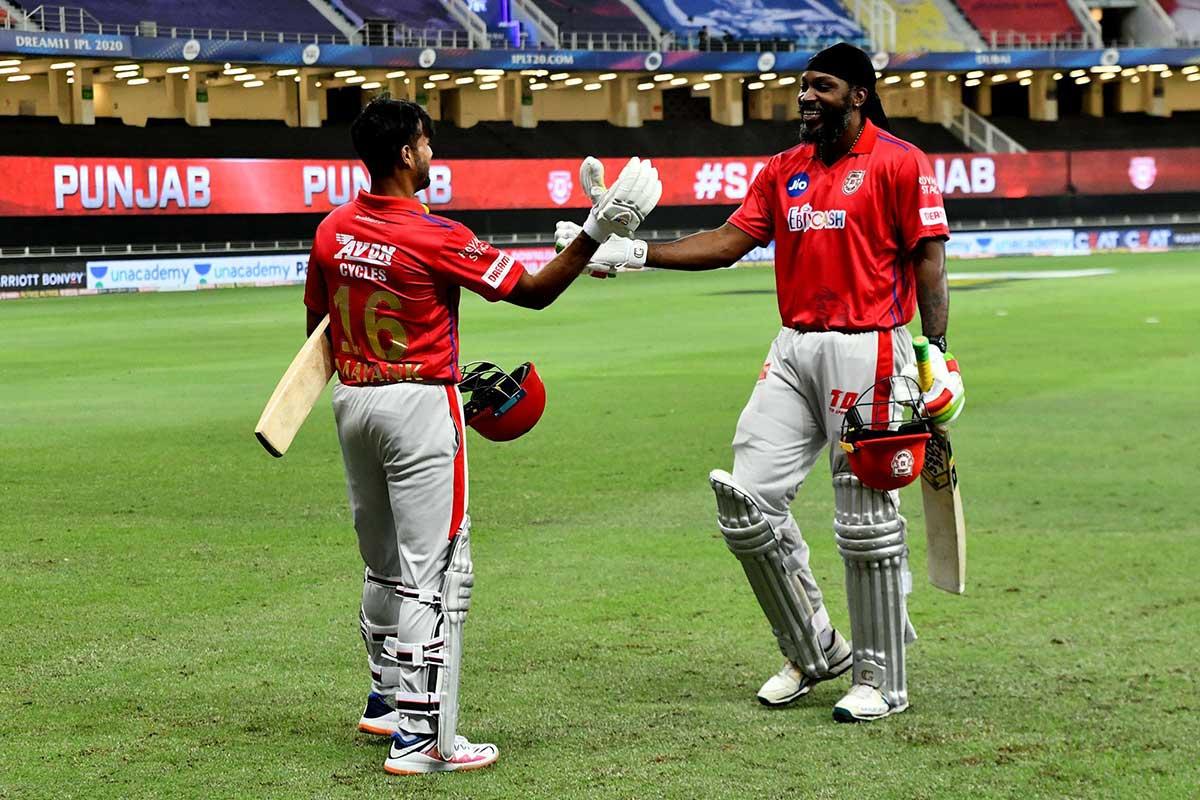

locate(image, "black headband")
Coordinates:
805 42 891 132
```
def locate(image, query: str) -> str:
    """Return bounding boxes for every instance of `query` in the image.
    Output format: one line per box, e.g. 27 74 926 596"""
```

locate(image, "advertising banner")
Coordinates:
85 253 309 291
0 261 88 292
7 149 1181 218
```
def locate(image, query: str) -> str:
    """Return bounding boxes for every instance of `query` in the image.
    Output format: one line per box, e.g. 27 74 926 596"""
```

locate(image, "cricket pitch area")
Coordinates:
2 251 1198 799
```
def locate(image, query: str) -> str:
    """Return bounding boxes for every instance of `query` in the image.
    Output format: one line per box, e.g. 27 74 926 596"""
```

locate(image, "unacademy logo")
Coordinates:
194 263 211 284
90 265 108 288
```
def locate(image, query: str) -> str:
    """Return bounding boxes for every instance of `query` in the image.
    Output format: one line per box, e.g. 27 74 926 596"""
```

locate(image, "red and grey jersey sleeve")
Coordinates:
432 221 526 302
894 148 950 253
727 157 778 245
302 235 329 315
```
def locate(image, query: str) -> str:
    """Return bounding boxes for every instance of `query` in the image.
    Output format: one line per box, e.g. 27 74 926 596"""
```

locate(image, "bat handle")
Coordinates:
913 336 934 393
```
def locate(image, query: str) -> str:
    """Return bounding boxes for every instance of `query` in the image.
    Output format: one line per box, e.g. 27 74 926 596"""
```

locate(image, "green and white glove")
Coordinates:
900 347 965 430
579 156 662 242
555 220 647 277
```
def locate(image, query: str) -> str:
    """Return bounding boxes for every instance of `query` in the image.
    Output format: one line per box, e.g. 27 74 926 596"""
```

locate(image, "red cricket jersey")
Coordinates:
728 120 950 331
303 190 525 385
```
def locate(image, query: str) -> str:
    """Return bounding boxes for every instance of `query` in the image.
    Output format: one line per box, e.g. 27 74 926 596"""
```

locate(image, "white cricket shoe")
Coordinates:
357 692 399 736
757 629 853 707
383 730 499 775
832 684 909 723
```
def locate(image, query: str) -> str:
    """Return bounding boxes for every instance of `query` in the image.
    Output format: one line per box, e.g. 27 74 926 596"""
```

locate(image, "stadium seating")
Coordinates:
333 0 460 31
954 0 1084 45
892 0 971 51
47 0 341 34
534 0 649 33
636 0 863 45
989 112 1200 150
1158 0 1200 44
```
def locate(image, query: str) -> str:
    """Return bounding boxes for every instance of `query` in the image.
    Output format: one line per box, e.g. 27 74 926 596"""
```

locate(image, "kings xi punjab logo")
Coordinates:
891 448 915 478
1128 157 1157 191
842 169 865 195
547 170 573 206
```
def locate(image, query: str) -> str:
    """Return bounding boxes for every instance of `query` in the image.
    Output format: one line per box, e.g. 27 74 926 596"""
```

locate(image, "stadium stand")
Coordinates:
988 112 1200 150
332 0 460 31
534 0 649 33
954 0 1084 45
892 0 976 51
1159 0 1200 43
636 0 864 46
33 0 342 35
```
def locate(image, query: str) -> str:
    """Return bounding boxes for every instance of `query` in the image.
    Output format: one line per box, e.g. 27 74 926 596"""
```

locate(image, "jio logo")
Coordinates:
786 172 810 197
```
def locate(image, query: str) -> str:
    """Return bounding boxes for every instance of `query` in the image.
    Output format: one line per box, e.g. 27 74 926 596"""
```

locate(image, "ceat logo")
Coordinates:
1128 157 1157 191
547 170 573 206
333 233 396 266
785 172 810 197
891 448 915 478
842 170 865 195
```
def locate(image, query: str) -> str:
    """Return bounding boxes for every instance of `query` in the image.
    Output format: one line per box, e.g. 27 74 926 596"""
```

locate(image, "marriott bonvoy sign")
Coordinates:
0 150 1193 217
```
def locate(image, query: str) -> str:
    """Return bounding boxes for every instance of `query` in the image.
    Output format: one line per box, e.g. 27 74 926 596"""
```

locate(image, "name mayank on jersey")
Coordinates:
333 233 397 267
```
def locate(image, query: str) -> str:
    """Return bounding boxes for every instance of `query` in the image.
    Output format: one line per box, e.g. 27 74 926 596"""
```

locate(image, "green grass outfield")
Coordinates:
2 251 1198 799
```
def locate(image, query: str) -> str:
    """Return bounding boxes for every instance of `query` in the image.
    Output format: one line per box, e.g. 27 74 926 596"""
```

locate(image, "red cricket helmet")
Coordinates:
458 361 546 442
839 376 932 491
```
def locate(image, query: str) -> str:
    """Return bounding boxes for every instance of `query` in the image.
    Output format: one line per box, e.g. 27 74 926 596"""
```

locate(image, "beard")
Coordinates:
798 102 852 145
416 164 431 191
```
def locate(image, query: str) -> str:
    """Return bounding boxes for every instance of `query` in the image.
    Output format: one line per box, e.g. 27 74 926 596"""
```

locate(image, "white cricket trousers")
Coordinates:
730 326 914 634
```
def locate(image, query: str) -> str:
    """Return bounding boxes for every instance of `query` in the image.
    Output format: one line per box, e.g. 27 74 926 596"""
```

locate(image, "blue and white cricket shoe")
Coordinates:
383 730 499 775
357 692 399 736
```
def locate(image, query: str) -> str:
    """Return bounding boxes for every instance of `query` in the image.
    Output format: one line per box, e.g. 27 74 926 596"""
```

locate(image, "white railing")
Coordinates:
983 29 1105 49
849 0 897 53
18 4 352 43
941 99 1027 153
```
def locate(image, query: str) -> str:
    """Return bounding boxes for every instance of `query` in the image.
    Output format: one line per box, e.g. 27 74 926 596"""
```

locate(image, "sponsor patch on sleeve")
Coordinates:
482 251 514 289
919 206 948 227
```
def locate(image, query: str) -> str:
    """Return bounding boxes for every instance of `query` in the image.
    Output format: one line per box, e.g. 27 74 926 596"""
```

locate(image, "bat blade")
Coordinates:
913 336 967 594
254 315 334 458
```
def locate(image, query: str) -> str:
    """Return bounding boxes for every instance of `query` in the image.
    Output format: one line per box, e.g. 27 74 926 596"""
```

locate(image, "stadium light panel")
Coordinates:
909 71 927 79
113 64 137 71
127 77 149 85
653 73 674 81
361 81 382 89
1130 76 1140 83
243 80 264 88
564 77 583 86
1161 70 1172 78
777 76 796 86
1102 72 1118 80
183 74 190 80
991 74 1007 82
1016 70 1033 79
423 82 435 89
223 67 247 76
1189 74 1200 82
1019 78 1031 86
637 82 654 90
1052 72 1063 80
386 70 406 79
474 69 504 76
0 60 21 68
114 71 139 79
946 74 957 82
966 70 984 79
747 81 765 90
480 75 500 83
7 74 31 82
479 82 498 90
1180 66 1197 75
334 70 357 78
347 75 367 84
1135 65 1148 72
584 83 601 91
1069 69 1085 78
520 69 548 76
964 78 980 87
910 80 925 88
883 75 901 84
759 72 777 80
233 74 258 82
454 76 474 84
429 73 450 81
50 62 75 70
703 73 722 81
550 72 569 80
1148 64 1168 71
314 81 322 87
1074 76 1090 84
293 76 300 82
670 77 688 85
530 82 548 90
167 66 191 74
276 68 298 76
67 77 74 84
599 73 617 80
694 82 711 90
0 67 20 75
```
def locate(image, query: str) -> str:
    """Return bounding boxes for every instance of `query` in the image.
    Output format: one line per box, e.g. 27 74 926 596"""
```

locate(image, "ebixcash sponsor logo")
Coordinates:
787 204 847 233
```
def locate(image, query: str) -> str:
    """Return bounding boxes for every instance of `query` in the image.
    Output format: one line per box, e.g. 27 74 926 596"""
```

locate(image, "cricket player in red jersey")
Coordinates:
304 97 660 773
560 43 965 722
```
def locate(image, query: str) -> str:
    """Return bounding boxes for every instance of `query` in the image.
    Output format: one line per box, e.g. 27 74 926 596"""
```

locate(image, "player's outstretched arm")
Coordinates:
504 234 601 310
644 223 759 272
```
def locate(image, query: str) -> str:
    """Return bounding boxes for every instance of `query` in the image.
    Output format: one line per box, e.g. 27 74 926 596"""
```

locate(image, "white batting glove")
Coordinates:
555 220 647 278
580 156 662 242
900 348 965 431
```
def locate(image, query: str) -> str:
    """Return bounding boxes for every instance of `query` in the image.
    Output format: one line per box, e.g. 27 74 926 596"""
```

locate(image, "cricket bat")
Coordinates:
913 336 967 594
254 315 334 458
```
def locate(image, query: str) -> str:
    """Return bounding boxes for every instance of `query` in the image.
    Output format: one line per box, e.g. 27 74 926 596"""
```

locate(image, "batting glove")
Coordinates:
580 156 662 242
901 348 965 430
555 220 647 278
